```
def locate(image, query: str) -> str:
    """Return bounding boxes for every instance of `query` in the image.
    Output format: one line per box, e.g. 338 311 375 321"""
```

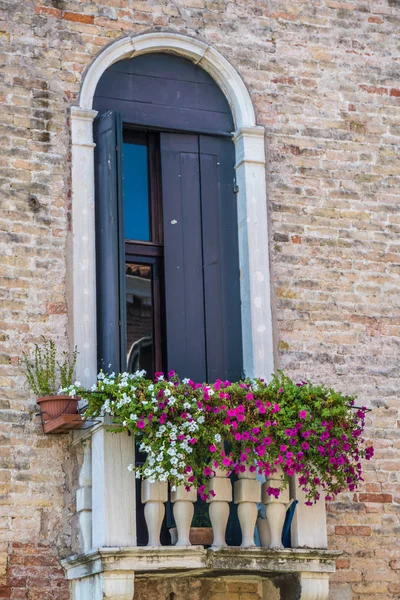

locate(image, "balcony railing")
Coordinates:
62 427 339 600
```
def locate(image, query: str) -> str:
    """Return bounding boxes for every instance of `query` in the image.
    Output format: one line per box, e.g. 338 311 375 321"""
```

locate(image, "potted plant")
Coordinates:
22 338 80 432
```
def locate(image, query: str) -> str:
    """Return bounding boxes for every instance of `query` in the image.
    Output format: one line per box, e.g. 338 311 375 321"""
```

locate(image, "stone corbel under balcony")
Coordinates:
62 546 339 600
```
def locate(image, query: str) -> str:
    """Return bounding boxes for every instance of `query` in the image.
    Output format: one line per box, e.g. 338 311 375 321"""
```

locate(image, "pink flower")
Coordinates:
209 444 217 453
278 388 283 393
222 457 232 467
137 420 145 429
209 489 216 497
245 393 253 401
189 438 197 445
299 410 307 419
203 466 213 477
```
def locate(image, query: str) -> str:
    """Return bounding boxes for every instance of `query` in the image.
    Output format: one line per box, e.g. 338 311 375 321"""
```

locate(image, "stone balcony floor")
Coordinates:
63 545 340 580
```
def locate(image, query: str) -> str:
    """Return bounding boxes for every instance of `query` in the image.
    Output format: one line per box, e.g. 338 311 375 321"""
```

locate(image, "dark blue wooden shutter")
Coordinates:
199 135 243 382
160 133 207 382
94 111 126 373
160 133 243 383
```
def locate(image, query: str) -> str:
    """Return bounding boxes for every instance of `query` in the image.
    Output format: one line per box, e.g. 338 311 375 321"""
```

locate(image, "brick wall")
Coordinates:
134 576 279 600
0 0 399 599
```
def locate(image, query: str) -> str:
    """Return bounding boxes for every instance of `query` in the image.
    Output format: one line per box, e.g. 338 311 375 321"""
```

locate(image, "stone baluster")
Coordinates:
76 439 92 552
171 485 197 546
234 466 261 547
207 467 232 547
142 479 168 546
262 465 289 549
257 511 271 548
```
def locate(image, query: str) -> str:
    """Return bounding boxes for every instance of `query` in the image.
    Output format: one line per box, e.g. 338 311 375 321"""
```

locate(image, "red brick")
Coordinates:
336 558 350 569
46 303 67 315
358 493 392 503
359 85 388 95
335 526 372 536
34 6 62 18
291 235 302 244
390 88 400 97
63 12 94 24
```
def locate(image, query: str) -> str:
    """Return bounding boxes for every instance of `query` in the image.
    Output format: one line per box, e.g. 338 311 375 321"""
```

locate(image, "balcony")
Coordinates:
62 425 339 600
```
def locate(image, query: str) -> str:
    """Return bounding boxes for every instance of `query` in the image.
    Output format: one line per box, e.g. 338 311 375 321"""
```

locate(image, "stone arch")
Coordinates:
70 32 274 384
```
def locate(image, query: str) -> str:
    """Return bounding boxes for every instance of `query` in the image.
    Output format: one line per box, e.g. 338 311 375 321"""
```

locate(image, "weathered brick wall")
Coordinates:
134 576 279 600
0 0 399 599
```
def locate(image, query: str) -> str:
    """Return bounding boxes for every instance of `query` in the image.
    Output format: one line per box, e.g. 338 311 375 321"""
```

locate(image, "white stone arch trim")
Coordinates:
71 32 274 386
79 33 255 130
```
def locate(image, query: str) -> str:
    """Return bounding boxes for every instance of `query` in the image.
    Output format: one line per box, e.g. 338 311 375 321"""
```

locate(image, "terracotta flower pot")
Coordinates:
170 527 213 546
37 395 79 423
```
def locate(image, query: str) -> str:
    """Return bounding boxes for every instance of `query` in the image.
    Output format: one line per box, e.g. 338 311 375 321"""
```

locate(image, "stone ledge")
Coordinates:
62 546 340 581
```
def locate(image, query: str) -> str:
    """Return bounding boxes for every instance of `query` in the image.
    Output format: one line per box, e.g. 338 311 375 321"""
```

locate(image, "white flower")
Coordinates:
197 416 205 424
170 457 178 465
147 384 154 391
130 414 138 421
127 464 134 472
171 485 177 492
183 402 191 410
164 389 171 397
182 378 190 384
122 420 127 427
159 425 166 433
90 384 97 392
157 374 164 381
214 433 222 443
97 372 105 380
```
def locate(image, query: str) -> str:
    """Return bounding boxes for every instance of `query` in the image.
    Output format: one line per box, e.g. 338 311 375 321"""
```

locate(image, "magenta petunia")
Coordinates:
299 410 307 419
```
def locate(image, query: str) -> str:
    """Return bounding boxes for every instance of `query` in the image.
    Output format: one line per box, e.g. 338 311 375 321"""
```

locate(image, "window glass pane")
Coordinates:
126 262 154 378
123 141 150 241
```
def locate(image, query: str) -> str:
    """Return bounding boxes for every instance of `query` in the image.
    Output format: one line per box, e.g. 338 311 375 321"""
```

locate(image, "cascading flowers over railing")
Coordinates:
65 371 373 504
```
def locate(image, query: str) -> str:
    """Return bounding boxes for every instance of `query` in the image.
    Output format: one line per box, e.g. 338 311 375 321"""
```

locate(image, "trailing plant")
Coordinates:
66 370 374 505
22 337 78 397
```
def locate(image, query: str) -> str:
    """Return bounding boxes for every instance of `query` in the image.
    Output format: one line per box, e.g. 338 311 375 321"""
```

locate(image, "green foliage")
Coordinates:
67 369 373 504
191 500 211 527
22 337 78 397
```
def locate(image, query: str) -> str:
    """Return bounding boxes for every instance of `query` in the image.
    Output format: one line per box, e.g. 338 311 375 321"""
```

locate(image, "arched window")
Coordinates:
93 53 243 382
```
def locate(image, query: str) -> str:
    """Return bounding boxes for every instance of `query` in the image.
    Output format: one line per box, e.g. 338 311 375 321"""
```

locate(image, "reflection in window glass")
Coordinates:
126 263 154 378
123 142 150 241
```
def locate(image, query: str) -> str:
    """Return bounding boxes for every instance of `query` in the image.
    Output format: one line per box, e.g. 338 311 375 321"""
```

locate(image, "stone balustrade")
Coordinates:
65 428 334 600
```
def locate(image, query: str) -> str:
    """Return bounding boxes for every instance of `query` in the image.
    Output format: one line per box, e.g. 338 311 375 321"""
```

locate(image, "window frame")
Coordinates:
123 127 166 376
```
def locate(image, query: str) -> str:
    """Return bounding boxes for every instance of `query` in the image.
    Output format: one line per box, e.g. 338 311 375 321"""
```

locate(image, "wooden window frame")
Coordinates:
123 127 165 376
